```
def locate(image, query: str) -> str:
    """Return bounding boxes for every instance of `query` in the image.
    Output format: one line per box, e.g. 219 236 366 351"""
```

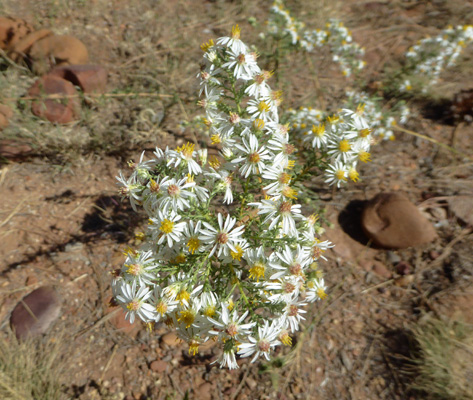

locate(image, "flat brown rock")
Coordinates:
362 192 437 249
29 34 89 74
50 65 108 93
10 286 61 340
28 75 80 123
0 17 33 51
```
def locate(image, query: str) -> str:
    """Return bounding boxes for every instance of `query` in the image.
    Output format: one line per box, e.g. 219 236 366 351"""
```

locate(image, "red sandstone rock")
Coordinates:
10 286 61 340
361 192 437 249
150 360 167 373
50 64 108 93
28 75 80 123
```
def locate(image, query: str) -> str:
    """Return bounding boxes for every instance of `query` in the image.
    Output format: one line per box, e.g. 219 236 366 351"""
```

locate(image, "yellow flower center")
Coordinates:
156 301 168 316
335 170 346 181
348 168 359 182
338 139 351 153
281 185 298 200
248 152 261 164
160 219 174 234
258 101 270 113
126 300 140 311
176 142 195 159
203 306 216 318
125 264 142 276
317 287 328 300
200 39 214 52
279 172 291 184
312 124 325 137
176 289 190 304
188 340 200 356
178 310 195 328
187 237 201 254
230 244 244 261
279 331 292 346
249 262 266 281
358 151 371 163
231 24 241 40
209 156 221 169
252 118 265 130
359 128 370 138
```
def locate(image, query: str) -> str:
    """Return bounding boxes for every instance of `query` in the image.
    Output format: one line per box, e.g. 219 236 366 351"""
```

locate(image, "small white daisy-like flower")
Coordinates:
151 286 179 322
183 220 204 254
282 298 307 333
232 134 271 178
206 168 234 204
267 134 296 169
246 99 277 122
121 249 158 285
208 303 256 341
327 136 355 164
238 321 281 362
149 209 186 248
264 276 303 303
216 24 248 54
243 246 270 282
324 161 348 187
159 177 196 212
245 70 273 99
114 280 155 324
222 49 261 80
212 346 239 370
305 277 328 303
116 171 142 212
200 213 245 258
271 245 311 280
249 199 303 238
167 142 202 176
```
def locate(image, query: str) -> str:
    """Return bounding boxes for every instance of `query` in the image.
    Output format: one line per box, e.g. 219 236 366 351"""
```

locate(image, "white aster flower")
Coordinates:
115 280 155 324
200 213 245 258
238 321 281 362
232 134 271 178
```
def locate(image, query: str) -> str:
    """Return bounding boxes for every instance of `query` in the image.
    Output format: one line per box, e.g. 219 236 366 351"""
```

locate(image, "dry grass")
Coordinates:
410 316 473 400
0 329 70 400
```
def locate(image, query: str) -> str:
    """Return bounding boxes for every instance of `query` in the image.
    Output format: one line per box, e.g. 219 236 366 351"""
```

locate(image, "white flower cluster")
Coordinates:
303 20 365 77
266 1 365 77
404 24 473 90
345 91 410 141
266 0 305 45
285 106 372 187
113 26 335 369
